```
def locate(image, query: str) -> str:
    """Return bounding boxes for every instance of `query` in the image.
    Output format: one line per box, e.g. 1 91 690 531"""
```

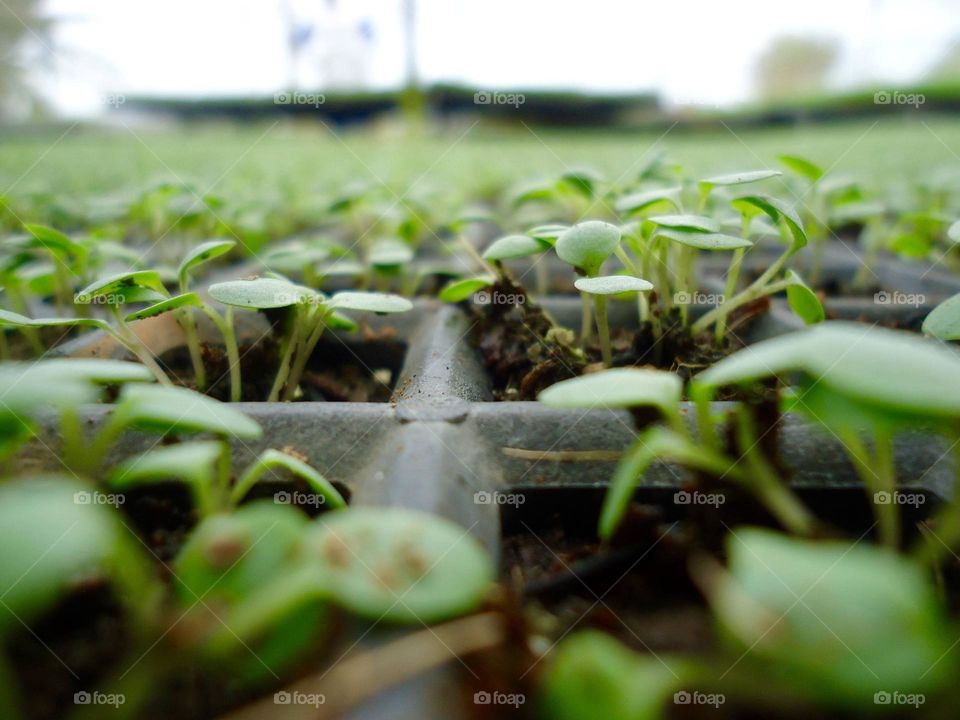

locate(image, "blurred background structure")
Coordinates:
0 0 956 127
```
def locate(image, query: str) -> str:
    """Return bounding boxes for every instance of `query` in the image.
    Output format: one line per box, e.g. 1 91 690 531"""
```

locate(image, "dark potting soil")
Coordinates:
468 278 765 400
157 332 406 403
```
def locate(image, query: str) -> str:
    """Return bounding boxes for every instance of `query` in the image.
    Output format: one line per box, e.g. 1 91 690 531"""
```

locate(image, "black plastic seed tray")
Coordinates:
16 249 960 719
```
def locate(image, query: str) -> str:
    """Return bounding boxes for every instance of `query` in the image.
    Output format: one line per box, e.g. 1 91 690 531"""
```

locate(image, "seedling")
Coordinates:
698 528 955 705
541 529 956 718
693 322 960 549
209 277 412 401
0 358 154 465
573 275 653 365
539 368 815 539
923 291 960 341
556 221 643 355
109 442 346 518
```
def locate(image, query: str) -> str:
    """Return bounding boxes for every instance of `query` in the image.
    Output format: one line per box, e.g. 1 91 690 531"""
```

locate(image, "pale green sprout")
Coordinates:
555 221 622 344
923 291 960 341
539 368 816 541
209 277 412 401
572 275 653 366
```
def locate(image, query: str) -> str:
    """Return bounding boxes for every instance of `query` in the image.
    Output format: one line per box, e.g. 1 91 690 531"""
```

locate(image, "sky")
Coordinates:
38 0 960 117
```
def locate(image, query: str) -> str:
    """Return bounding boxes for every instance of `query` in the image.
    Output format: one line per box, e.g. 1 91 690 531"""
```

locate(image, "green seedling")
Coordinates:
0 476 160 719
109 443 345 519
541 529 955 719
0 359 154 465
699 528 955 707
437 274 497 303
540 631 686 720
172 504 493 680
923 291 960 341
693 322 960 550
573 276 653 366
555 221 624 346
173 501 331 680
304 506 494 623
209 277 412 401
68 383 262 477
368 237 415 292
539 368 815 540
164 239 237 395
688 194 823 341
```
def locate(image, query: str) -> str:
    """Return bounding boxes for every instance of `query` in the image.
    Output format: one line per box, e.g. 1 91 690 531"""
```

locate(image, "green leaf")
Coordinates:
709 529 954 705
557 167 601 199
526 224 569 244
573 275 654 295
117 384 262 439
177 239 236 284
0 310 112 334
306 507 493 623
232 448 347 509
438 275 495 303
829 201 885 225
209 278 313 309
369 238 414 267
699 169 781 189
326 311 358 332
614 187 682 215
784 270 824 325
648 214 719 232
556 221 621 275
0 359 153 414
656 228 752 251
22 224 82 256
693 322 960 422
923 292 960 341
175 502 310 603
328 291 413 314
482 234 548 261
731 195 806 249
75 270 169 305
109 441 223 515
0 477 147 631
538 368 681 414
778 154 824 182
124 292 203 321
541 631 684 720
599 428 732 540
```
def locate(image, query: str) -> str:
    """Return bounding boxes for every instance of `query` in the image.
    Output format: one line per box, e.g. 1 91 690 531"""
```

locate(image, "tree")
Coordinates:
754 35 839 102
0 0 53 119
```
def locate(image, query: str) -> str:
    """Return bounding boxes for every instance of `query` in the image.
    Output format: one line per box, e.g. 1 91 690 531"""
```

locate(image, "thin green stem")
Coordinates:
282 308 331 401
108 307 172 385
734 407 816 536
691 277 793 337
715 247 745 343
579 290 592 342
202 305 241 402
178 309 206 390
840 429 899 550
267 310 304 402
594 294 612 367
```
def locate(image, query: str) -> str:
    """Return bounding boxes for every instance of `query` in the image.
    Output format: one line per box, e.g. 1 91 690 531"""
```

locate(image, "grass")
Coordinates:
1 116 959 205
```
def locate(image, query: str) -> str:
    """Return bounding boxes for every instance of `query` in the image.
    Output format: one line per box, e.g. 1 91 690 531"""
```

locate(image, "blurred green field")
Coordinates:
1 116 959 204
